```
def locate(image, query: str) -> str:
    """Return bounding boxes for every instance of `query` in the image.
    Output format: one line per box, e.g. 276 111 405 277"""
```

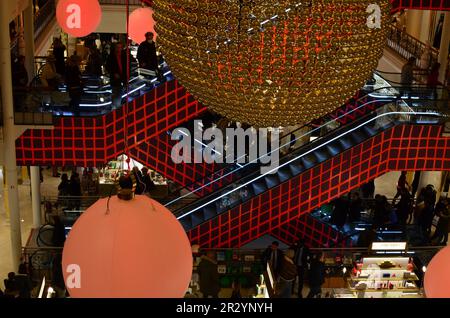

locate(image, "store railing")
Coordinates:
34 0 56 40
387 24 439 70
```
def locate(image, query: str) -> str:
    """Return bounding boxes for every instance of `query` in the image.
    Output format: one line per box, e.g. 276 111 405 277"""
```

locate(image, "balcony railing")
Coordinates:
387 24 439 71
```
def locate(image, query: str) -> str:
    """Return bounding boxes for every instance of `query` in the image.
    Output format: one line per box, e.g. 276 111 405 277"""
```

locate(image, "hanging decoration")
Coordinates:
56 0 102 38
61 175 193 298
129 7 157 44
424 246 450 298
153 0 390 127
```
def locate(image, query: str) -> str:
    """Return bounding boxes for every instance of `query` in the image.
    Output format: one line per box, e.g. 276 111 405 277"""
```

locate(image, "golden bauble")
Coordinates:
154 0 390 127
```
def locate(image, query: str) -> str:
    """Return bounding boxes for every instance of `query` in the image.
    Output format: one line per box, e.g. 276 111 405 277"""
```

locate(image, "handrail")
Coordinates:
173 101 448 223
386 24 439 70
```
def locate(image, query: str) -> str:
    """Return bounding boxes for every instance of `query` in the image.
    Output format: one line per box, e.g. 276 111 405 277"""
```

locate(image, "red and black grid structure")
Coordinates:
187 124 450 248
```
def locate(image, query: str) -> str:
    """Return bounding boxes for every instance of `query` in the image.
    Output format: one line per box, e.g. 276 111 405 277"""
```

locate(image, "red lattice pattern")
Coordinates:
270 213 349 248
16 80 207 167
187 124 450 248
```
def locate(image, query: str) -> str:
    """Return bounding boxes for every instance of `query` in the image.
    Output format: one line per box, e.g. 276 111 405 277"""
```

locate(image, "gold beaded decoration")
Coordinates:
153 0 390 127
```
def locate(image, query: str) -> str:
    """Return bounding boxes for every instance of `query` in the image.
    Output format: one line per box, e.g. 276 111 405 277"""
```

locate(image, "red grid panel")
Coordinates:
270 213 348 248
187 124 450 248
15 80 207 167
390 0 450 11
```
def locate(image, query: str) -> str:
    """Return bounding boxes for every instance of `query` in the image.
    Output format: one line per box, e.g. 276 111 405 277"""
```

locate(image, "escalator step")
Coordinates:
314 150 329 163
363 125 377 136
252 181 268 195
326 144 341 156
289 163 304 176
277 168 292 183
190 212 205 228
265 175 280 188
203 205 218 220
338 137 353 149
301 156 315 169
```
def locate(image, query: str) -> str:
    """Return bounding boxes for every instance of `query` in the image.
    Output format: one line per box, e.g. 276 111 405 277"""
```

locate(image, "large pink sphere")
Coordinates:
62 195 193 298
424 246 450 298
56 0 102 38
129 7 157 44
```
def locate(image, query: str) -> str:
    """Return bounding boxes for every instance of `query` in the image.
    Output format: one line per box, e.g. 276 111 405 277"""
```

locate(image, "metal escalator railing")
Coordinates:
386 24 439 71
18 62 173 117
173 97 449 230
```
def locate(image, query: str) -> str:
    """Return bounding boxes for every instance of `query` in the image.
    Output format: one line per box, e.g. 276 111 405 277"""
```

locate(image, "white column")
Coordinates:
419 11 432 44
23 0 35 82
30 166 42 228
406 10 423 40
0 0 22 270
417 171 444 196
438 12 450 83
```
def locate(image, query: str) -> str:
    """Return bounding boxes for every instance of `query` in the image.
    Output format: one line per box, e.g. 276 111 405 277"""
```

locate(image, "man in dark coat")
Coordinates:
262 241 284 278
137 32 158 72
198 251 221 298
292 238 309 298
307 252 326 298
106 42 129 108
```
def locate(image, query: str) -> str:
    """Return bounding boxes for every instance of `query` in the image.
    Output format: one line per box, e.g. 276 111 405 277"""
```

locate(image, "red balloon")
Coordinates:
424 246 450 298
62 195 193 298
56 0 102 38
129 7 157 44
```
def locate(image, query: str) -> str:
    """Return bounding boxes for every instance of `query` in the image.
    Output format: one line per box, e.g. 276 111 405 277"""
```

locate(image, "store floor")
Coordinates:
0 168 442 293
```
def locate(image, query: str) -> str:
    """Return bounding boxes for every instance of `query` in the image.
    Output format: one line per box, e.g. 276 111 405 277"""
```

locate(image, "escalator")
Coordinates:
171 89 449 247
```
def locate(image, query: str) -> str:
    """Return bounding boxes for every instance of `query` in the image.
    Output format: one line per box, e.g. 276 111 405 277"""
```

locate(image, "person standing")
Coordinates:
393 171 410 203
53 38 66 77
106 43 128 109
137 32 158 73
349 192 362 223
65 55 83 116
401 57 416 98
307 252 326 298
276 249 298 298
292 239 309 298
431 198 450 245
262 241 284 278
198 251 221 298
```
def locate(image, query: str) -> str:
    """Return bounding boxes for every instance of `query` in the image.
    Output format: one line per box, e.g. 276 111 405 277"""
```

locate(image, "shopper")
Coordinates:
85 46 103 77
261 241 284 278
137 32 158 73
395 188 413 226
401 57 416 98
349 192 362 223
52 37 66 76
292 238 310 298
393 171 410 203
106 42 128 108
427 62 442 98
357 225 378 248
276 249 297 298
307 252 326 298
373 194 390 227
330 196 349 229
361 180 375 199
69 172 82 210
12 55 29 112
431 198 450 245
40 54 61 89
230 279 242 298
198 251 220 298
141 167 155 193
65 55 83 116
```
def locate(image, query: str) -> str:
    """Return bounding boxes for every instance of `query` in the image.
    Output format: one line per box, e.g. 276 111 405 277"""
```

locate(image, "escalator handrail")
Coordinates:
174 103 447 222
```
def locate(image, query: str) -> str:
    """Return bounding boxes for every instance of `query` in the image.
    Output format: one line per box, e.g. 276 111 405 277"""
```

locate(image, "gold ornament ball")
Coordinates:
154 0 390 127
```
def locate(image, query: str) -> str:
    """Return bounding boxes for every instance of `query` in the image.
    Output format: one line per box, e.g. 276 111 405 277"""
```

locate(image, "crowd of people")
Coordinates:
327 172 450 247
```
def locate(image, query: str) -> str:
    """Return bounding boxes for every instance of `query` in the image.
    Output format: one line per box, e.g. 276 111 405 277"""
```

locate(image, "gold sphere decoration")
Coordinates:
153 0 390 127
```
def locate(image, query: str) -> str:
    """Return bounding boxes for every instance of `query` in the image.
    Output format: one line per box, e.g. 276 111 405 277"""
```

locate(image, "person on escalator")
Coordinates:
427 62 442 99
65 55 83 116
401 57 417 98
137 32 159 76
106 42 128 109
330 197 349 230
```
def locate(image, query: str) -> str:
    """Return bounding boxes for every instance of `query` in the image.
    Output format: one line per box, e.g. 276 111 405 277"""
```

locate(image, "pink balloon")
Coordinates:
129 7 157 44
424 246 450 298
62 195 193 298
56 0 102 38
